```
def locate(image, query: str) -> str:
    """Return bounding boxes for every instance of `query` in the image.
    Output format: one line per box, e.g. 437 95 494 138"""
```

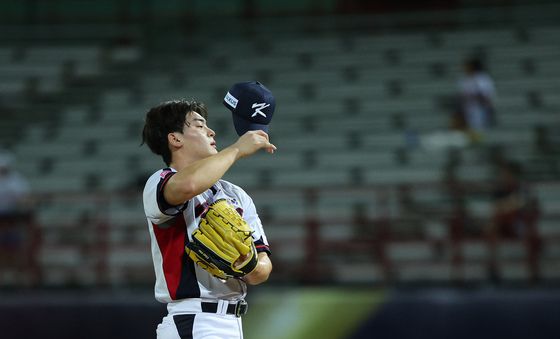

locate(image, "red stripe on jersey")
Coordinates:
152 218 187 300
255 244 270 253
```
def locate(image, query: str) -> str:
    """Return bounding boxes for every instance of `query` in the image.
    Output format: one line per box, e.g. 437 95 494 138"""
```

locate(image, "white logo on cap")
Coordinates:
224 92 238 108
251 102 270 118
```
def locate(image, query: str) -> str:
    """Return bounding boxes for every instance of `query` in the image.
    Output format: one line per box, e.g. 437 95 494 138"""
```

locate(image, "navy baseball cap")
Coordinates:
223 81 275 136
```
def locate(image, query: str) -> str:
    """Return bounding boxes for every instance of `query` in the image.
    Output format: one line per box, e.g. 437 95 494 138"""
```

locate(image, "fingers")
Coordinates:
244 130 270 142
266 143 277 154
260 138 276 154
252 129 269 140
242 130 277 154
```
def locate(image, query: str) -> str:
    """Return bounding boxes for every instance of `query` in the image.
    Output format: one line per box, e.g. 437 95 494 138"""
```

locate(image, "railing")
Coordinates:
0 212 41 286
1 180 558 288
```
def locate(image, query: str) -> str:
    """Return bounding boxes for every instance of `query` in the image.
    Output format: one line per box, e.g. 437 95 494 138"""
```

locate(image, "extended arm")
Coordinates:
164 131 276 205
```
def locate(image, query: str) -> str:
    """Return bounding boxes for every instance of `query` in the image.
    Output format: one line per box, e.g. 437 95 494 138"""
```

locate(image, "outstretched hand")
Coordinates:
233 130 277 158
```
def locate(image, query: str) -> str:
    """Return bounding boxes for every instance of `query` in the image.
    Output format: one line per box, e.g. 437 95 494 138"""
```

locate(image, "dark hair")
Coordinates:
142 99 208 166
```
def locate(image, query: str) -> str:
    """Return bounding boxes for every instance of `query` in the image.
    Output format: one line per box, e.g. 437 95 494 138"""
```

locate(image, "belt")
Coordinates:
201 300 248 317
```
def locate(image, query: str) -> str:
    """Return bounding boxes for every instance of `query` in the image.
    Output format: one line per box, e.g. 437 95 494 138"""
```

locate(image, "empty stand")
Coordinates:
2 15 560 287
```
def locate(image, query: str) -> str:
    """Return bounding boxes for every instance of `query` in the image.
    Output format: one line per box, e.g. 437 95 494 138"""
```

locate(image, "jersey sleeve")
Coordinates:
239 191 271 256
143 169 189 225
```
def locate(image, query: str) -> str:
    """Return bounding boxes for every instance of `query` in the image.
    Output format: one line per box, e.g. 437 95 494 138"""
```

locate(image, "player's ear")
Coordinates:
168 132 183 148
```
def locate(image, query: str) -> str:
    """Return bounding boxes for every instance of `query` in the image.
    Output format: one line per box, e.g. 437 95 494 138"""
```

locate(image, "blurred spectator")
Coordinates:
486 160 540 283
0 150 36 285
533 125 560 178
490 161 537 237
0 151 31 217
456 57 496 143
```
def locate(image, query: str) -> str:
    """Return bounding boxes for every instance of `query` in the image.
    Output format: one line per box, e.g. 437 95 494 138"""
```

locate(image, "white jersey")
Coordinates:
143 168 270 314
458 72 496 130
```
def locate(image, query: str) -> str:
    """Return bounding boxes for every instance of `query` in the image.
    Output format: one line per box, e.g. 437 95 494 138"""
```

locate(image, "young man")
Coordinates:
142 98 275 339
457 57 496 141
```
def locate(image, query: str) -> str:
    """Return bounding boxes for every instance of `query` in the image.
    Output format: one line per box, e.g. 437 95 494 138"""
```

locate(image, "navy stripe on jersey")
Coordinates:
255 237 271 256
194 202 209 219
176 241 201 300
152 216 200 300
157 168 188 216
173 314 195 339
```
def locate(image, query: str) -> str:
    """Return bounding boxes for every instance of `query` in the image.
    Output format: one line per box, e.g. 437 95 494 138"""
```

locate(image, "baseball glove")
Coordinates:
186 199 258 280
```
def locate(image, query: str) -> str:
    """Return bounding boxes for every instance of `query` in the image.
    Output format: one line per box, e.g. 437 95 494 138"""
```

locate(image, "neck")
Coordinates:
169 151 200 171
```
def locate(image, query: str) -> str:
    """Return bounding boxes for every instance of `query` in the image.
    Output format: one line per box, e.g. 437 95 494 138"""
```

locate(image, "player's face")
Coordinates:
182 112 217 159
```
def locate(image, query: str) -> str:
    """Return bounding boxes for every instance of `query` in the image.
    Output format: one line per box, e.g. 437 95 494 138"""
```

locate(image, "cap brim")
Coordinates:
232 113 269 136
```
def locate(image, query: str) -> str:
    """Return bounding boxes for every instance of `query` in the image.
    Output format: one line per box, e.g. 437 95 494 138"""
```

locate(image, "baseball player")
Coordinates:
142 82 276 339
